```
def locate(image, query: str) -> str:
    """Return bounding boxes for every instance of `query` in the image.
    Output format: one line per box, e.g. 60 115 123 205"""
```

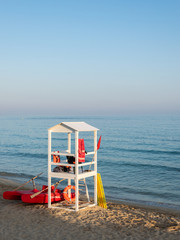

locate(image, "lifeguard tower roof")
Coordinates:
49 121 99 133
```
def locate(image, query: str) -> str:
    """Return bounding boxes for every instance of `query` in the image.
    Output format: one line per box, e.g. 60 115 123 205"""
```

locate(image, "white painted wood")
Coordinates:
48 124 73 133
94 130 97 205
68 133 71 153
85 151 95 155
75 131 79 212
78 161 95 167
48 130 52 208
48 121 99 212
51 152 75 157
78 204 96 210
51 161 95 167
51 206 75 211
50 170 96 180
71 203 95 209
78 171 96 179
51 203 96 211
51 151 94 158
51 162 75 167
68 179 71 198
84 179 90 202
49 122 99 133
50 172 75 179
62 122 99 132
52 150 95 156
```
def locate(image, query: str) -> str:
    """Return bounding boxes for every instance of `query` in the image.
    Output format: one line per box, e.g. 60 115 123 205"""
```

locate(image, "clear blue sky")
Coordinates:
0 0 180 115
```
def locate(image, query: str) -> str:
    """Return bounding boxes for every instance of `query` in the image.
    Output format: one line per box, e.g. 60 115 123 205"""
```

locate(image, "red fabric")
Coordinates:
53 151 60 163
78 139 85 162
97 136 102 150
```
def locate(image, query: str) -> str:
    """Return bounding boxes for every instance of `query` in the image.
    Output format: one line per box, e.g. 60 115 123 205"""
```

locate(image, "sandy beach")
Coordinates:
0 178 180 240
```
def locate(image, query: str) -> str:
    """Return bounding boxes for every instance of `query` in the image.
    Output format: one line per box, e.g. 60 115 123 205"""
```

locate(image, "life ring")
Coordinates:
63 185 76 202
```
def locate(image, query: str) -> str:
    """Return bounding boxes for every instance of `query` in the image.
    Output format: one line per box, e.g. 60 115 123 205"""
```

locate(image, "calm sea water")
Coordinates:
0 115 180 210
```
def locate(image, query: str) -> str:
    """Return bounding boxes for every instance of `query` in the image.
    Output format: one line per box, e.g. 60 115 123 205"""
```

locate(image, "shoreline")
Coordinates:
109 198 180 217
0 177 180 240
1 176 179 214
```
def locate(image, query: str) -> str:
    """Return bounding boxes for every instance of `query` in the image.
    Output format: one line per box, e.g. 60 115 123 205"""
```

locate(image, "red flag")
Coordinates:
97 136 102 150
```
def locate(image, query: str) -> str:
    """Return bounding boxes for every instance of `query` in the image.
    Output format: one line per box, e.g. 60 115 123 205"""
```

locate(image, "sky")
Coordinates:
0 0 180 116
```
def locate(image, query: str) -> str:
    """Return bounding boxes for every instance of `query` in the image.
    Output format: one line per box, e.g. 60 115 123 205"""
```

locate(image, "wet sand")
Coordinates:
0 178 180 240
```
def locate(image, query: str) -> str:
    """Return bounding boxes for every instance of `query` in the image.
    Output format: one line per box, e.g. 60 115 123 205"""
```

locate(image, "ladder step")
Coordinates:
78 178 90 202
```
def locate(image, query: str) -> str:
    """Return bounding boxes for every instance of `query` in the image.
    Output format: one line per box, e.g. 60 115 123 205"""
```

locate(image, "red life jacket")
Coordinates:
53 151 60 163
78 139 85 163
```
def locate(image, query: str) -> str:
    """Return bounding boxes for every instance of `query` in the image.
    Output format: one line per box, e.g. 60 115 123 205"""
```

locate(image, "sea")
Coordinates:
0 115 180 211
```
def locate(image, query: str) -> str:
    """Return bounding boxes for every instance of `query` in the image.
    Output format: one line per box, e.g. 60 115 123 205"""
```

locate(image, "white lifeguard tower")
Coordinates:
48 122 99 211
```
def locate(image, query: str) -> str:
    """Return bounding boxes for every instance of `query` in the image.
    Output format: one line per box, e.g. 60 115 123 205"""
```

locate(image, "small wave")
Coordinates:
123 162 180 172
0 152 47 159
0 171 47 186
105 184 180 200
0 143 23 148
107 196 180 211
51 137 67 141
0 171 41 179
103 160 180 172
110 147 180 156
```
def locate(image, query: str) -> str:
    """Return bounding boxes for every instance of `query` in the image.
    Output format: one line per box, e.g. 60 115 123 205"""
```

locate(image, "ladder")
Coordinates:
79 178 90 202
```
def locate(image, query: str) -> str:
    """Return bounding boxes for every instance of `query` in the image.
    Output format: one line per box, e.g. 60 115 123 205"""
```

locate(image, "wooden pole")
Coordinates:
30 178 65 199
13 172 43 191
94 130 97 205
68 132 72 197
48 130 52 208
68 132 71 153
75 131 79 212
88 153 96 171
88 135 101 171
